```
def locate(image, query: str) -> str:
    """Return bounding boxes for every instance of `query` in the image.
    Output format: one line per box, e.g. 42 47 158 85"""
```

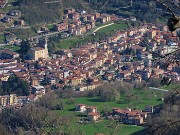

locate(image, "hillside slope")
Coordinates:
84 0 167 23
15 0 92 25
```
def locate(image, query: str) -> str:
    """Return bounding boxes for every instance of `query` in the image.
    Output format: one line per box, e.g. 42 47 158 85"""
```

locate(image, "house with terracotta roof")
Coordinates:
75 104 100 121
76 104 86 112
153 68 164 76
90 12 100 20
64 8 75 14
70 28 82 36
86 14 95 21
0 94 17 106
0 74 9 81
120 70 131 78
0 49 19 59
69 76 83 86
68 12 80 20
56 22 68 32
112 108 147 125
88 112 100 121
86 106 97 114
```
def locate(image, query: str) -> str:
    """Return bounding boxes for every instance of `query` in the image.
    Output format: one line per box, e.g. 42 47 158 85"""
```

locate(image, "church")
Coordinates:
30 38 49 60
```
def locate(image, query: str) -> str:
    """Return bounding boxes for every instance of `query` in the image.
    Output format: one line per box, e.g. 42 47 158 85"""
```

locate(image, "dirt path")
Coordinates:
93 22 114 33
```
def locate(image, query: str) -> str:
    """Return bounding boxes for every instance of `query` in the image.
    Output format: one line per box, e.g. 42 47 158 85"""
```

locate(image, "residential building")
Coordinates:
112 108 147 125
56 22 68 32
86 106 97 114
76 104 86 112
88 112 100 121
0 49 19 59
0 94 17 106
32 85 46 95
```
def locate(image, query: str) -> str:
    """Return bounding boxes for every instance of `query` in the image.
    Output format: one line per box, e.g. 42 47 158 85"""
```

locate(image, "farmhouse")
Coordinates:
112 108 148 125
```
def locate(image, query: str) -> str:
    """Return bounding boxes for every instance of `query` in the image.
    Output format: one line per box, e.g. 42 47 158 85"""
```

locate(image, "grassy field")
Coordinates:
80 120 144 135
0 45 20 51
0 34 5 44
56 37 80 49
161 84 180 91
53 89 163 135
58 89 163 114
96 23 128 34
6 28 37 39
46 24 55 31
55 22 128 50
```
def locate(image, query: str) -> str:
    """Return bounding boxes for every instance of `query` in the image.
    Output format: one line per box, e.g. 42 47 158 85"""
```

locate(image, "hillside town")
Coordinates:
0 7 179 126
0 6 115 44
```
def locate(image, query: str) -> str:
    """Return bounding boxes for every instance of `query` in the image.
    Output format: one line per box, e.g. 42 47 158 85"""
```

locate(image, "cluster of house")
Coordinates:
112 108 148 125
0 9 24 25
76 104 100 122
40 8 115 36
112 105 161 125
76 103 158 125
0 23 179 96
0 84 46 110
0 8 25 43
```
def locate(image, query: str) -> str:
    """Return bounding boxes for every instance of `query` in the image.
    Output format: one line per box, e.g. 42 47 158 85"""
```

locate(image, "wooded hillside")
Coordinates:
15 0 92 25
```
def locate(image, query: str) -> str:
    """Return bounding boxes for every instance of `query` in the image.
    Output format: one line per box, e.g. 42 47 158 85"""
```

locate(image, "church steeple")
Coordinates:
44 38 49 59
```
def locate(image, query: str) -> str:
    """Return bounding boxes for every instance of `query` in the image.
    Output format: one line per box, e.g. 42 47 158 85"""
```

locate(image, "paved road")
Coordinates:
32 31 61 39
0 44 7 47
8 26 30 30
149 87 169 92
44 1 59 4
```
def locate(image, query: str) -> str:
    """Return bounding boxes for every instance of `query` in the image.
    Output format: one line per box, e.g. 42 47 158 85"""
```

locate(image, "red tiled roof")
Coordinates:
88 112 99 116
77 104 85 106
86 106 97 109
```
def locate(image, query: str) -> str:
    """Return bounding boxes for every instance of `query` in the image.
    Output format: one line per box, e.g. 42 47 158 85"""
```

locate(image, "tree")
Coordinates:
19 39 30 55
36 93 58 109
147 90 180 135
54 100 65 110
149 77 162 87
2 75 30 96
99 83 120 102
1 103 64 135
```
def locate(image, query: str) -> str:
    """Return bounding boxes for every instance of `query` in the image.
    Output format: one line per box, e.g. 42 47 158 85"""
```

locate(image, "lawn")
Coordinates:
56 88 164 115
61 91 162 113
0 0 16 12
46 24 55 31
97 23 128 34
0 45 20 51
56 37 81 49
161 84 180 91
0 34 5 44
6 28 37 39
80 120 144 135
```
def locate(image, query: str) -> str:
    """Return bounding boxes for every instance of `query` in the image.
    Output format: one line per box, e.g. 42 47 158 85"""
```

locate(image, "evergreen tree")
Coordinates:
19 39 30 55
